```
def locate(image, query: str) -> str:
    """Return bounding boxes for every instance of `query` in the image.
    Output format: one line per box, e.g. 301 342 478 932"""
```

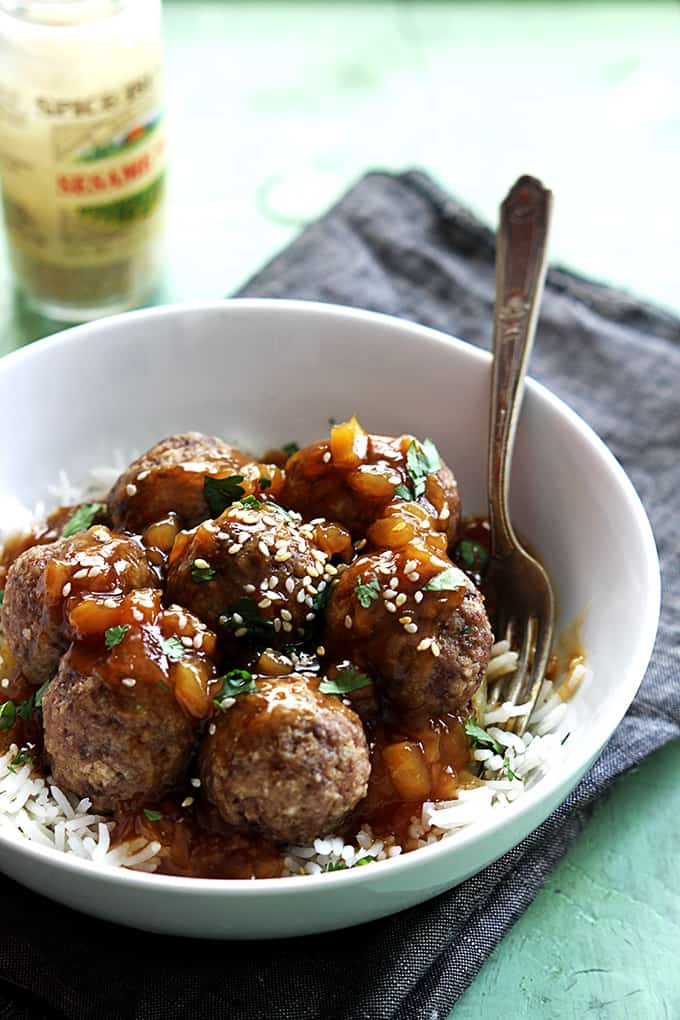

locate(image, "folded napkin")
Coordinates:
1 171 678 1020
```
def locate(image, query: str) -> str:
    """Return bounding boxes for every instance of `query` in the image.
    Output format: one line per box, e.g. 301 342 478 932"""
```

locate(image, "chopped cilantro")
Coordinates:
406 438 441 498
61 502 105 538
143 809 164 822
394 483 412 500
160 636 185 662
105 624 130 650
354 855 375 867
219 597 274 644
354 572 380 609
0 701 16 731
17 696 34 721
213 669 258 707
281 442 299 457
319 668 373 695
10 751 33 770
454 538 489 577
325 859 347 872
0 591 4 608
190 560 216 583
259 476 272 490
240 494 261 509
34 679 50 708
464 718 503 754
503 753 517 780
203 474 245 516
423 565 468 592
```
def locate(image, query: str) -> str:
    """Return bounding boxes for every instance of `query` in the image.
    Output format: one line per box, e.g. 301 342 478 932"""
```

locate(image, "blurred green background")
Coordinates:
1 3 679 1017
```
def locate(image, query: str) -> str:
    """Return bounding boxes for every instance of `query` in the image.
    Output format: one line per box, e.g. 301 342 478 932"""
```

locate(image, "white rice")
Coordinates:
0 457 591 878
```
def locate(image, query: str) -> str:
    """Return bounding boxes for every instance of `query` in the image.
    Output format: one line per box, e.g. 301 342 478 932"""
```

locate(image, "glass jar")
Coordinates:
0 0 165 321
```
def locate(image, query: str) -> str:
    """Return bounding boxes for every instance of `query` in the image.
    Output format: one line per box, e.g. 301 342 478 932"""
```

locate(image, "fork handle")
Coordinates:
488 175 553 559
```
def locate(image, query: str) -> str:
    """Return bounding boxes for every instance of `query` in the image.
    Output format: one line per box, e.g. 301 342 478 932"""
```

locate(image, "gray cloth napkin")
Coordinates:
0 171 678 1020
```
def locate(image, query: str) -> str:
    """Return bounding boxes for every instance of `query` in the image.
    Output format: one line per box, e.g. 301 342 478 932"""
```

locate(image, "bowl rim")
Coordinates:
0 298 662 895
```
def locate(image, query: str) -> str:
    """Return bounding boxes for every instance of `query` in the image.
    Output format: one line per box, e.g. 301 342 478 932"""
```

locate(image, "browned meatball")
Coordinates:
107 432 251 531
282 418 460 542
42 589 216 811
166 502 340 646
200 674 370 843
324 546 492 717
2 526 156 685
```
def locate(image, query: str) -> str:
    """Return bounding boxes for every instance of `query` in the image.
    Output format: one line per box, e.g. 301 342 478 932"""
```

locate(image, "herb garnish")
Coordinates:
219 597 274 643
354 572 380 609
423 565 468 592
105 624 130 650
325 859 347 872
464 718 503 754
61 502 105 538
203 474 245 516
503 753 517 781
160 636 185 662
319 668 373 695
240 494 261 509
395 438 441 500
35 679 50 708
259 477 272 490
17 696 35 721
354 856 375 867
0 701 16 731
190 559 216 583
10 752 33 771
143 809 164 822
454 538 489 577
281 442 300 458
0 591 4 608
213 669 258 708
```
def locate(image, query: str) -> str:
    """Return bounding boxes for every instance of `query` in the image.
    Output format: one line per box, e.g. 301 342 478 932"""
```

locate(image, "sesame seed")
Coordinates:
285 577 295 594
355 539 367 550
241 512 259 525
181 636 193 647
325 564 338 576
388 474 401 485
72 569 88 580
408 572 420 582
228 544 241 555
414 591 424 604
126 483 137 497
385 603 397 613
258 598 272 609
305 595 314 608
307 565 319 578
62 582 72 597
244 583 255 593
263 515 279 527
405 560 418 573
389 578 399 590
440 507 451 521
395 593 407 607
137 470 150 481
282 621 293 633
393 521 406 532
193 633 203 649
208 723 217 736
121 677 136 687
431 641 441 657
312 549 326 562
417 637 432 651
181 796 194 808
322 451 332 464
269 576 279 589
258 541 269 557
274 619 282 632
218 615 227 625
275 539 289 550
234 627 248 638
275 551 292 562
317 580 327 592
1 678 9 689
344 615 353 629
261 578 270 590
280 609 292 622
190 778 201 788
399 616 412 625
306 612 315 621
296 590 307 603
297 541 306 553
193 558 210 570
405 623 418 634
103 597 118 608
316 646 325 656
232 613 244 625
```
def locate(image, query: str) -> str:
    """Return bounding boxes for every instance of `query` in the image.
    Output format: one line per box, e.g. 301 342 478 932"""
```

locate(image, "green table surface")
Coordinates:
1 3 678 1016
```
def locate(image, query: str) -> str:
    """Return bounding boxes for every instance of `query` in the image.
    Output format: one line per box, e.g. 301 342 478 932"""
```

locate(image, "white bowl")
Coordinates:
0 299 660 938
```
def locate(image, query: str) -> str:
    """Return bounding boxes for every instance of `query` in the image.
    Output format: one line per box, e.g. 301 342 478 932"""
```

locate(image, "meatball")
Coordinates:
166 502 342 647
2 526 156 685
42 589 217 811
282 417 460 542
107 432 251 531
324 546 492 717
200 674 370 844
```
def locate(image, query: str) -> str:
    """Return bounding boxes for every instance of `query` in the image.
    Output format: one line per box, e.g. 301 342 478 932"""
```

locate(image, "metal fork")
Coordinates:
485 175 555 735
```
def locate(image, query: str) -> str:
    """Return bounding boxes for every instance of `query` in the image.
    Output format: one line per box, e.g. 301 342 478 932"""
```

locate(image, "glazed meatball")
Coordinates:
107 432 251 531
42 589 217 811
324 546 492 717
282 417 460 542
166 502 345 646
2 526 156 685
200 674 371 844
